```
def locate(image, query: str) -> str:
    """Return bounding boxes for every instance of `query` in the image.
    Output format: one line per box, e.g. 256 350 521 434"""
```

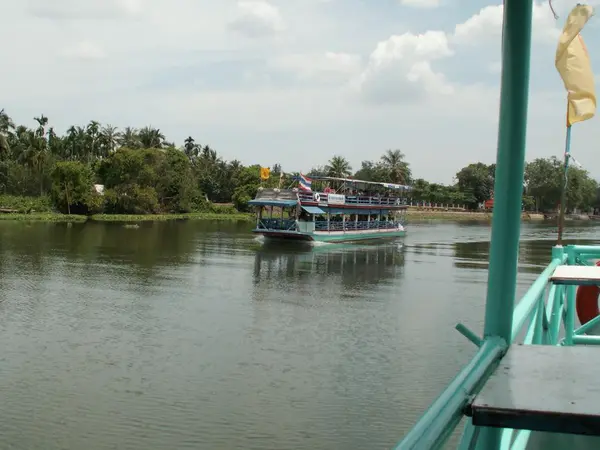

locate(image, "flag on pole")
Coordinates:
555 4 596 126
298 173 312 191
260 167 270 180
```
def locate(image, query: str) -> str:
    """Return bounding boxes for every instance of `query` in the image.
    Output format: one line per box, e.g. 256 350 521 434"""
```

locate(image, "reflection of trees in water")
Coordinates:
453 241 490 270
252 242 406 290
0 221 252 283
453 239 573 273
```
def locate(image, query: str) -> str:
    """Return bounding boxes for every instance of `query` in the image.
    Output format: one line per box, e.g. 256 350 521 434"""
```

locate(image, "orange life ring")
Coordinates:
576 260 600 325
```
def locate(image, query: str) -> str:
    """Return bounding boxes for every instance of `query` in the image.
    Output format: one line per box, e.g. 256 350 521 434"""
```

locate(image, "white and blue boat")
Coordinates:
249 175 410 243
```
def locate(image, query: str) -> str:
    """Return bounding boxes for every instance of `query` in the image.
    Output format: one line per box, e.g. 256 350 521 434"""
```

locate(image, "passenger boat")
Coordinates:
248 175 410 242
396 4 600 449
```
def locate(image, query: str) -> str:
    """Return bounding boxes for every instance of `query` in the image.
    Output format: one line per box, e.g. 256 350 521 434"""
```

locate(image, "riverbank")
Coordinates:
406 208 545 221
91 213 254 222
0 212 254 223
0 209 547 223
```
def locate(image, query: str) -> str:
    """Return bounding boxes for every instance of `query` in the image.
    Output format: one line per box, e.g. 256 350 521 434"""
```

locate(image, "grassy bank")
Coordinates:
0 196 254 222
0 194 547 223
90 212 253 222
0 213 87 222
0 212 253 223
406 209 545 221
0 210 544 223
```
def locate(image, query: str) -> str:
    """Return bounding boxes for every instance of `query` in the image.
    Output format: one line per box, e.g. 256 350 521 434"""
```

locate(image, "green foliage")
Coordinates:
353 150 411 184
0 213 87 222
455 163 495 207
0 194 53 213
156 148 204 213
354 161 388 182
0 110 598 218
325 156 352 178
104 185 160 214
231 165 261 212
51 161 99 214
409 178 471 205
525 156 598 212
98 148 203 213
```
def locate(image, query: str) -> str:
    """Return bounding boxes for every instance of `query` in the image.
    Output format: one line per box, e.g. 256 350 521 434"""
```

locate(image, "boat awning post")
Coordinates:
484 0 533 350
479 0 534 447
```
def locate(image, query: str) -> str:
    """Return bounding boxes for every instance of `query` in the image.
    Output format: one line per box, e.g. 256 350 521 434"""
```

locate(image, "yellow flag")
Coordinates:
260 167 270 180
555 4 596 126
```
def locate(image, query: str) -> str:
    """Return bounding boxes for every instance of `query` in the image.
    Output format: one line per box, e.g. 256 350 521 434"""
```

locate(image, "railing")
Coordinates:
395 244 600 450
314 220 401 231
297 191 407 206
257 219 297 231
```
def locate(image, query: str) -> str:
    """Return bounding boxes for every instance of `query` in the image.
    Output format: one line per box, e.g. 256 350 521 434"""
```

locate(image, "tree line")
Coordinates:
0 110 597 215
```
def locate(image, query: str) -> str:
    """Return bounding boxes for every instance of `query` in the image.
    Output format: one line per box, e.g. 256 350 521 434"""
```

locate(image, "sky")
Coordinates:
1 0 599 184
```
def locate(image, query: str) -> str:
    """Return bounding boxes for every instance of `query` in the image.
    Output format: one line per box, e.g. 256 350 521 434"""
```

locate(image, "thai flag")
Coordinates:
299 173 312 191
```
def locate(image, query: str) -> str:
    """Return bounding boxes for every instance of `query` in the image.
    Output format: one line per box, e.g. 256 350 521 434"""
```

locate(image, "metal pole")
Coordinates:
557 125 572 245
479 0 534 446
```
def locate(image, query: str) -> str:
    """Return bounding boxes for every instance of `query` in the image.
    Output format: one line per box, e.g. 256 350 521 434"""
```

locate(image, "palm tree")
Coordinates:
0 109 14 155
380 149 411 184
86 120 100 161
138 126 165 148
33 115 48 138
119 127 140 149
184 136 199 162
100 124 121 154
325 156 352 178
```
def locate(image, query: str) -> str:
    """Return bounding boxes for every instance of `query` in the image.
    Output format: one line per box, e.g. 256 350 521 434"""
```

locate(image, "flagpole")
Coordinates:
557 123 572 245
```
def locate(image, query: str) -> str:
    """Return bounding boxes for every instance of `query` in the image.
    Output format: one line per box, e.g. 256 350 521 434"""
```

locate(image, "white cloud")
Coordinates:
354 31 454 103
453 3 559 44
60 41 107 60
488 61 502 74
2 0 599 185
271 52 362 82
399 0 441 9
28 0 143 20
229 1 285 37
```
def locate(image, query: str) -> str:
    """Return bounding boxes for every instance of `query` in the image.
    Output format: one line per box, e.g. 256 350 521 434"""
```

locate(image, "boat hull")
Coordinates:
253 228 407 243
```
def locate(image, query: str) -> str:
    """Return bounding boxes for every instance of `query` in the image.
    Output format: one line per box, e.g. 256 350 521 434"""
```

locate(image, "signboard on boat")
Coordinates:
327 194 345 204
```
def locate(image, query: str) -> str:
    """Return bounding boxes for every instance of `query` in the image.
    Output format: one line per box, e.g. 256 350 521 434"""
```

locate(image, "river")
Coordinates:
0 219 599 449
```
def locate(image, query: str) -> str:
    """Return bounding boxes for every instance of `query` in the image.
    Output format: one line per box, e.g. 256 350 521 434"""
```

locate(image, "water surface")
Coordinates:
0 219 598 449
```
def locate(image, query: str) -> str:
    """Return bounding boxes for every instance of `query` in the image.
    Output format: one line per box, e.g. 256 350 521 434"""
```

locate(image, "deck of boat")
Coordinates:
396 254 600 449
466 263 600 449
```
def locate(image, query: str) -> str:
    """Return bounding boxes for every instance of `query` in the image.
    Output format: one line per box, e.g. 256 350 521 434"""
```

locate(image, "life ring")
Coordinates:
576 260 600 325
314 193 321 202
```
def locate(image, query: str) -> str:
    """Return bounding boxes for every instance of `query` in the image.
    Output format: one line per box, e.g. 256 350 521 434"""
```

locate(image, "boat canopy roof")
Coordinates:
309 176 412 191
248 199 298 207
301 206 325 214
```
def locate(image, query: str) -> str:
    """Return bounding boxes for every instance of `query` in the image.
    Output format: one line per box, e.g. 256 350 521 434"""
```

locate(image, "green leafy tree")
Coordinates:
51 161 101 214
354 160 388 182
455 163 495 208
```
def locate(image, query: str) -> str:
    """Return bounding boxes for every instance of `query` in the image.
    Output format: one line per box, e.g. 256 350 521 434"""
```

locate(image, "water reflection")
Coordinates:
252 240 406 292
451 223 600 274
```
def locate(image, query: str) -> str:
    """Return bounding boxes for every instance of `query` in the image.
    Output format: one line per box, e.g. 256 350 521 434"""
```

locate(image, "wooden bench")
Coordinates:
550 265 600 286
468 345 600 436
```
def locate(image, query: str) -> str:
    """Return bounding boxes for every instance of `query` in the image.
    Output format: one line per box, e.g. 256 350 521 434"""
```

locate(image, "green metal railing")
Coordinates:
395 244 600 449
391 0 600 446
